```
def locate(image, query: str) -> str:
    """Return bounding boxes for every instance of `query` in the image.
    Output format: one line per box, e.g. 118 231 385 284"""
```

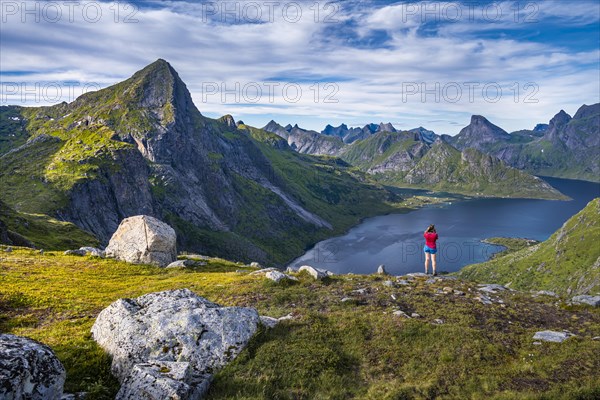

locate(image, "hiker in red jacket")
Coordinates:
423 224 439 275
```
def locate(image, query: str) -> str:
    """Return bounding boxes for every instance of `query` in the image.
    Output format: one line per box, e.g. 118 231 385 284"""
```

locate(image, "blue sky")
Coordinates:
1 0 599 134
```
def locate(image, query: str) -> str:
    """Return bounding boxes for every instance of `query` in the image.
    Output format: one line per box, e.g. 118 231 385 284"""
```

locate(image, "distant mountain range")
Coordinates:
264 103 599 186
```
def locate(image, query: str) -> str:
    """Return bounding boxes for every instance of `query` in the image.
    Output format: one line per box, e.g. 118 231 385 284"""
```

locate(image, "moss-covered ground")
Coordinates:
1 248 599 400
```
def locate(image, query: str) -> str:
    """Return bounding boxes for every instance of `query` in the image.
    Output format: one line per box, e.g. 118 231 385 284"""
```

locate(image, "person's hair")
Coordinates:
426 224 436 233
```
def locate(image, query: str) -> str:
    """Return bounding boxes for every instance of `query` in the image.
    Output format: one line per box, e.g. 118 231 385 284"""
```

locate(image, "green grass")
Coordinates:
483 238 541 259
458 199 600 296
0 208 98 250
1 248 599 399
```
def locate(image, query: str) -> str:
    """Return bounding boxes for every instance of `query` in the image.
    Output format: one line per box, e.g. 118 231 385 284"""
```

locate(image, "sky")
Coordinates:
1 0 599 135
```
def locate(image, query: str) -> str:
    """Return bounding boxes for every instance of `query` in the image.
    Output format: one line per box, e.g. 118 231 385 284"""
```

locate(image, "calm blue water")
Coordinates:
288 177 600 275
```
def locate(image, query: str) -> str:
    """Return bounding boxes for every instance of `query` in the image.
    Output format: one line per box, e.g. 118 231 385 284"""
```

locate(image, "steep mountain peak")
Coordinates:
219 114 237 129
378 122 397 133
451 115 511 150
549 110 572 129
573 103 599 120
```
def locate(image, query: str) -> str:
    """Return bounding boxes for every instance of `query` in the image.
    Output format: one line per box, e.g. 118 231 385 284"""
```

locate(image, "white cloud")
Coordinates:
0 0 598 134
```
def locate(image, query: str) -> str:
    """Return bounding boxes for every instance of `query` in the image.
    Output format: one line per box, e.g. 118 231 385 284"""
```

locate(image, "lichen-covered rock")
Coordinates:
91 289 259 397
298 265 328 280
377 265 388 275
533 330 575 343
0 334 66 400
115 361 210 400
571 295 600 307
104 215 177 267
265 271 297 283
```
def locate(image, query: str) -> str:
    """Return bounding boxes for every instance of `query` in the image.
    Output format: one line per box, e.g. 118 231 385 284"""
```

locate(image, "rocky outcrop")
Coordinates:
0 334 66 400
91 289 260 399
263 121 345 155
104 215 177 267
298 265 330 280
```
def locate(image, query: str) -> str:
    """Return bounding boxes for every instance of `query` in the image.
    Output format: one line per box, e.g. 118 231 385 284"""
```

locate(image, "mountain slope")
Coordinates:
0 59 398 264
451 106 600 182
339 130 566 199
458 198 600 296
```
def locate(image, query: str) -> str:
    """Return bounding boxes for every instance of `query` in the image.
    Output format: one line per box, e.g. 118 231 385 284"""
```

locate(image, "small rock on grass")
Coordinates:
265 270 298 283
533 330 575 343
570 295 600 307
377 265 388 275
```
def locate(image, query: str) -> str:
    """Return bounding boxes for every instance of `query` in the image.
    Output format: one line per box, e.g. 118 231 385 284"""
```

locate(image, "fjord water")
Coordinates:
288 177 600 275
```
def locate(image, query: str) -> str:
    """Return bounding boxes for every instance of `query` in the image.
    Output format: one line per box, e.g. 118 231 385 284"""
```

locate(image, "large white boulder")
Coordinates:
91 289 260 398
105 215 177 267
0 334 66 400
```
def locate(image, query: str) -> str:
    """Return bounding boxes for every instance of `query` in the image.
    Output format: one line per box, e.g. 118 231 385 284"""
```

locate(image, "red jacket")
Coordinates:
424 232 438 249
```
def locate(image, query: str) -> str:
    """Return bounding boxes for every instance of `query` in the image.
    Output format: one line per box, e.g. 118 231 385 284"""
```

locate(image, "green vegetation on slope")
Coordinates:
458 198 600 296
1 249 599 399
0 200 98 249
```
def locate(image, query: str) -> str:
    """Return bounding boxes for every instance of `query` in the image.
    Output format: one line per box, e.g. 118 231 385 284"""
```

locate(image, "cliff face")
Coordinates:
0 60 396 264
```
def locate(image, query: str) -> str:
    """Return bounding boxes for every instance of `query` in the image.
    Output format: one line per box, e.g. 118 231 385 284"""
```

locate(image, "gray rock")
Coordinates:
533 330 575 343
265 271 298 283
382 280 395 287
259 316 279 328
0 334 66 400
250 262 261 268
91 289 259 397
476 295 493 305
298 265 328 280
5 246 12 252
248 267 279 276
411 313 421 318
64 249 87 256
105 215 177 267
477 284 508 294
406 272 428 277
116 361 209 400
259 314 293 328
425 278 436 284
285 266 297 274
571 295 600 307
396 279 410 285
79 247 105 257
393 310 410 318
351 288 368 295
433 319 445 325
377 265 388 275
536 290 558 297
166 260 194 269
341 297 353 303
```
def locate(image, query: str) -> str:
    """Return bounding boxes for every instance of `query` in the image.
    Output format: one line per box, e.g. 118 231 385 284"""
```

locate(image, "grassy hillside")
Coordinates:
0 200 98 250
1 248 599 399
458 198 600 296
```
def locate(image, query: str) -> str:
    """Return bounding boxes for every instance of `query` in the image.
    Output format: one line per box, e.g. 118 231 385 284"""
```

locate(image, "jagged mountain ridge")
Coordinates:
0 59 397 265
339 131 565 199
450 105 600 182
